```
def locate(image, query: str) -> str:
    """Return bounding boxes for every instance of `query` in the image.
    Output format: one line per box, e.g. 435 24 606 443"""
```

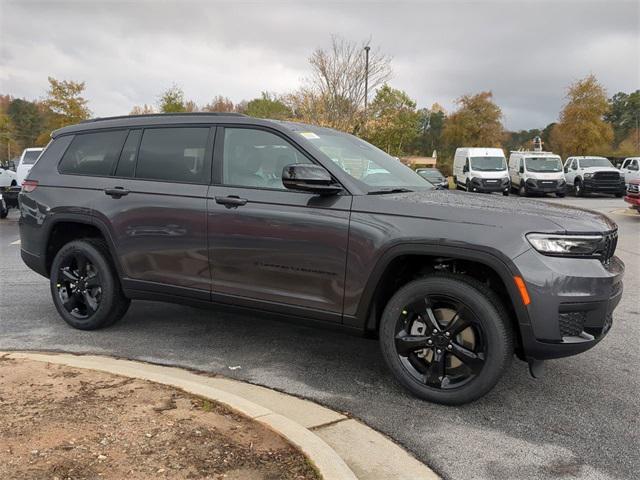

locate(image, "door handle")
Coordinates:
215 195 247 208
105 187 129 198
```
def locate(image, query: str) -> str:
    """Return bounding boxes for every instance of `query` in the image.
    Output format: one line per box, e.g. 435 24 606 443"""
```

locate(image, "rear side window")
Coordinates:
22 150 42 165
135 128 210 183
59 130 127 176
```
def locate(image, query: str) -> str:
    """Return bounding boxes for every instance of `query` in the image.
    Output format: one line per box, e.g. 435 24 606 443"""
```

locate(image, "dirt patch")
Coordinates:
0 357 319 480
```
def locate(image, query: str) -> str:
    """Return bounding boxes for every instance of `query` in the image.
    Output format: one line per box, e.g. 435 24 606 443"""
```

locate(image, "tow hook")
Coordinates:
528 359 545 379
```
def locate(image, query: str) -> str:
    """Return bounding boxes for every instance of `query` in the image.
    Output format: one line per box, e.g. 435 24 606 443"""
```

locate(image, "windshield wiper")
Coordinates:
367 188 414 195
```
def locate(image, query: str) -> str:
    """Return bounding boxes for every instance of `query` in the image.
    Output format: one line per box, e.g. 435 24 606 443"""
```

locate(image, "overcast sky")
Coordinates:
1 0 638 130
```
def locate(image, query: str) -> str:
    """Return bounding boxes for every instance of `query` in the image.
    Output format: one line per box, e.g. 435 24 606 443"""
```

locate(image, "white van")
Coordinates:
453 147 509 195
508 151 566 197
16 147 44 186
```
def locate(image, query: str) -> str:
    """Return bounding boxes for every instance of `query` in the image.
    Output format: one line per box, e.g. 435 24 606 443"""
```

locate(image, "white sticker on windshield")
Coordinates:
299 132 320 139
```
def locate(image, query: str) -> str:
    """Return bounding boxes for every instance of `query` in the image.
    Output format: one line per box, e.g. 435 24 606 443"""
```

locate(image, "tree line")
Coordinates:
1 36 638 174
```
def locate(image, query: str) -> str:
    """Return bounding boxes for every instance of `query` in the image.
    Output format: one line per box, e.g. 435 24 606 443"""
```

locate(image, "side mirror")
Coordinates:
519 166 524 174
282 164 342 195
463 165 469 173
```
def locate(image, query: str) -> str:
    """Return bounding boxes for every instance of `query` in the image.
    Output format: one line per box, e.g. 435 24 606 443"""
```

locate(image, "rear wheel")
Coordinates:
379 274 514 405
50 239 130 330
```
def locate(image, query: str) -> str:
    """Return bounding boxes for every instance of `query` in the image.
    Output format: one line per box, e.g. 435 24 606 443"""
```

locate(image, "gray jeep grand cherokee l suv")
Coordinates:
19 113 624 404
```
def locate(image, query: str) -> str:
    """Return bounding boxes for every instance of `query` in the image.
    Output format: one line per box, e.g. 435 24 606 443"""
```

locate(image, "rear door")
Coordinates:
92 126 214 299
206 125 351 321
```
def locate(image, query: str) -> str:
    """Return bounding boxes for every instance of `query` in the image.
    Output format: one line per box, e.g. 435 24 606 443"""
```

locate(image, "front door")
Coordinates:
93 126 214 299
207 126 351 320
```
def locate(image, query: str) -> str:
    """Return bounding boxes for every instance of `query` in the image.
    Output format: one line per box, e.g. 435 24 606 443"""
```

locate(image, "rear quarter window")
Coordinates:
58 130 128 176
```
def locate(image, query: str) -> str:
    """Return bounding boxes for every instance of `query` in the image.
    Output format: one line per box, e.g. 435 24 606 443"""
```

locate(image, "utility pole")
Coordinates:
364 45 371 113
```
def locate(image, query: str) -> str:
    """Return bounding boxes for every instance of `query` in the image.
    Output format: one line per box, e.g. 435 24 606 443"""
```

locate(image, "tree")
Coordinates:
301 35 392 132
503 128 542 152
130 104 155 115
202 95 234 113
411 103 446 157
362 84 420 156
605 90 640 147
7 99 44 150
549 75 613 157
246 92 291 119
42 77 91 128
442 91 504 151
158 85 187 113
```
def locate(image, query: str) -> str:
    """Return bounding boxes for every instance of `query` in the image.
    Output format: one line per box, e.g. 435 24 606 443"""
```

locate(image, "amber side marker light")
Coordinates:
514 276 531 306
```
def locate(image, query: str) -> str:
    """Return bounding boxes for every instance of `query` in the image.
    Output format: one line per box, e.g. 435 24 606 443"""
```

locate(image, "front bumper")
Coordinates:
513 249 624 360
470 177 509 193
525 179 566 194
583 178 626 194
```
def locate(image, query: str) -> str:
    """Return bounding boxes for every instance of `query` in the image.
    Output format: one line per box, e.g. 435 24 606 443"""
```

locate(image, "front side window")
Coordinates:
470 156 507 172
136 128 210 183
59 130 127 176
287 126 431 190
524 156 562 172
223 128 311 189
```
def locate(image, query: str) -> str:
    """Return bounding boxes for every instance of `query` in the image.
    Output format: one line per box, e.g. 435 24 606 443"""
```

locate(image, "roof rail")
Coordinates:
80 112 248 123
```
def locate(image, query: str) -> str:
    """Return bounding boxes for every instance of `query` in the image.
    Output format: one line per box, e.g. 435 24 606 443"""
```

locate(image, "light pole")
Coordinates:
364 45 371 113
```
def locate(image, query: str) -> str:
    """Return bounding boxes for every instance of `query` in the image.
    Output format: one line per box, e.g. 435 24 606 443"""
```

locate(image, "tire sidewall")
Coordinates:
379 276 511 405
50 240 118 330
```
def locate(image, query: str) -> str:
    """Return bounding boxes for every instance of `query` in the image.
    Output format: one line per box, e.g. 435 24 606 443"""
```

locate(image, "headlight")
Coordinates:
526 233 605 256
584 173 593 179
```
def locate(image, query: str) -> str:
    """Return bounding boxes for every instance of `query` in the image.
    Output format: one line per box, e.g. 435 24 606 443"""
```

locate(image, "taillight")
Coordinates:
22 180 38 193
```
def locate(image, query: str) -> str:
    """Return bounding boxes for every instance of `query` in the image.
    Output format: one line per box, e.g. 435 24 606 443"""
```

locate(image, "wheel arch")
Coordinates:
355 244 530 353
44 215 123 277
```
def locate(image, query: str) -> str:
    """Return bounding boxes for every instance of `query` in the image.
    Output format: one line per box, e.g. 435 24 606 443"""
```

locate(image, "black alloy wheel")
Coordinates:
379 274 513 405
50 239 130 330
394 295 486 390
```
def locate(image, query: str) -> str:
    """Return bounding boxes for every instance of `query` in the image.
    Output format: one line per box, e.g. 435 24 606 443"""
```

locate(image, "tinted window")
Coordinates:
115 129 141 177
22 150 42 165
136 128 210 183
223 128 311 189
59 130 127 176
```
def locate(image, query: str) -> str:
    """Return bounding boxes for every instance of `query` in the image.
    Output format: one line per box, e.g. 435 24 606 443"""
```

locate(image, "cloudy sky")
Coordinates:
1 0 638 130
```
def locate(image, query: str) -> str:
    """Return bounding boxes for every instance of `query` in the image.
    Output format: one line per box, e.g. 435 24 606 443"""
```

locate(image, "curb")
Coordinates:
4 351 439 480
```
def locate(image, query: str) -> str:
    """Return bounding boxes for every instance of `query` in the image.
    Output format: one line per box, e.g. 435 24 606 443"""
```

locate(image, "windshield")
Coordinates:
580 157 614 168
470 156 506 171
22 150 42 165
524 157 562 172
293 127 432 190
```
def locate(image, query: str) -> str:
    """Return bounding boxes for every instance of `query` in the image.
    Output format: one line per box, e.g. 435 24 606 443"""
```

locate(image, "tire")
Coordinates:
50 239 130 330
0 207 7 219
556 192 566 198
379 273 514 405
518 183 528 197
466 179 472 192
574 179 583 197
614 192 623 198
502 189 509 197
10 180 17 187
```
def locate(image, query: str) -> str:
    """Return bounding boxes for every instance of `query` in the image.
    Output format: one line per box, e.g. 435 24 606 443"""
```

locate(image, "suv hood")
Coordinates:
353 190 616 233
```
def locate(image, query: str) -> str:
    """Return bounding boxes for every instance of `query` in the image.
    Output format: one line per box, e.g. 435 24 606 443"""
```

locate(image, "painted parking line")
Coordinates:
609 208 639 217
10 239 20 245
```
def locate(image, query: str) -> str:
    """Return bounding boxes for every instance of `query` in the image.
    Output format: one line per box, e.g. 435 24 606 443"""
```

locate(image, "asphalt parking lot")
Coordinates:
0 195 638 480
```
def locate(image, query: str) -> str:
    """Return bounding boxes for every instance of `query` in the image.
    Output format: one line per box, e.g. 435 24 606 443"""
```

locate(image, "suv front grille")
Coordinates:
599 230 618 264
628 183 639 194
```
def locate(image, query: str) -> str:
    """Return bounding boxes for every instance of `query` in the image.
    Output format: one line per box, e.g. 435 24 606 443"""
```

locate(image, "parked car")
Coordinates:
620 157 640 186
416 168 449 189
453 147 510 195
19 113 623 405
624 178 640 213
563 156 626 197
16 147 44 186
508 151 566 197
0 165 17 187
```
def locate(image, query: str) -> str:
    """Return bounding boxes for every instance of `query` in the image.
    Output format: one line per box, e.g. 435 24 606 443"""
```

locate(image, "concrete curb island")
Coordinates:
4 351 439 480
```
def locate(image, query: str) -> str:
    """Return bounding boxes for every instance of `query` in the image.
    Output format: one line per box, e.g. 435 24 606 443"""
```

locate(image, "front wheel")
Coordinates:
379 274 514 405
50 239 130 330
556 192 566 198
519 183 528 197
574 180 584 197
